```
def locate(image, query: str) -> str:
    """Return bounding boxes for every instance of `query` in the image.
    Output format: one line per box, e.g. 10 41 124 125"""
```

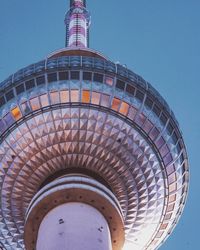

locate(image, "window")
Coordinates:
91 92 100 105
4 112 14 126
127 106 137 120
71 90 79 102
126 84 135 95
116 79 125 91
135 113 146 126
0 120 6 133
59 71 69 81
168 173 176 184
21 101 31 114
5 90 14 101
119 101 129 116
169 183 177 193
36 75 45 86
101 94 110 107
40 94 49 107
145 97 153 109
163 153 173 166
93 73 103 83
82 90 90 103
135 90 144 101
11 106 22 121
50 91 60 105
71 71 80 80
149 127 160 140
48 73 57 83
160 112 168 124
25 79 35 90
168 194 176 203
30 97 40 111
83 72 92 81
111 98 121 111
166 164 175 176
16 84 25 95
60 90 70 103
105 76 114 86
153 104 161 116
143 119 153 134
0 96 6 107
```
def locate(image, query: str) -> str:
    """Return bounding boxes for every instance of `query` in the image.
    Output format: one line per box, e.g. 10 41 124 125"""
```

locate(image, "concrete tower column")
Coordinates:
36 202 112 250
24 175 125 250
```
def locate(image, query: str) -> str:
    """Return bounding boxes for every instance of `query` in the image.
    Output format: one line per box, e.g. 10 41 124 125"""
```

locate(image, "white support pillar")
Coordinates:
36 202 112 250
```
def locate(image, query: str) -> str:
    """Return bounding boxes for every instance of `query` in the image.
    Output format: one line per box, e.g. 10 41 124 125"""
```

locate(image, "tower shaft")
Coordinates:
65 0 90 48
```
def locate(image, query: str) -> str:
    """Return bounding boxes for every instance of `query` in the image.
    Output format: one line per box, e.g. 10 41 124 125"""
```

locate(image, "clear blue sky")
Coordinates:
0 0 199 249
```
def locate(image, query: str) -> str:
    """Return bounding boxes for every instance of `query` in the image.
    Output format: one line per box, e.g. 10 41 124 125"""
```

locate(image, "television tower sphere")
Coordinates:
0 1 189 250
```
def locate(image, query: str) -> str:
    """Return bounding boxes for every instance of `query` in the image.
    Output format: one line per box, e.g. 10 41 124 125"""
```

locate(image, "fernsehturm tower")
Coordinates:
0 1 189 250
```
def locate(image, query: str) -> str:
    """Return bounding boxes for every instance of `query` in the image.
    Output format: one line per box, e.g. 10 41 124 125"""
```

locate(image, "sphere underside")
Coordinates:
0 52 189 250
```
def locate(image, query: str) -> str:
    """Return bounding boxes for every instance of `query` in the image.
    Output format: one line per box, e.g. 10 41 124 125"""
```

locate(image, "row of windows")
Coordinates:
0 70 181 147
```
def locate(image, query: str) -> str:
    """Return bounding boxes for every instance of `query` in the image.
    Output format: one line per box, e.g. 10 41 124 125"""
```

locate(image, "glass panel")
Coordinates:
105 76 114 86
36 75 46 86
82 90 90 103
50 91 60 105
25 79 35 90
60 90 69 103
93 73 103 83
5 90 14 101
91 92 100 105
119 101 129 116
71 71 80 80
0 120 6 133
160 224 168 230
40 94 49 107
111 98 121 111
83 72 92 81
21 101 31 114
160 144 170 157
167 204 175 212
166 164 175 175
30 97 40 111
163 153 173 166
59 71 69 81
164 213 172 220
149 127 160 140
126 84 135 95
71 90 79 102
168 194 176 203
155 136 165 149
127 106 137 120
16 84 25 95
11 106 22 121
168 173 176 184
48 73 57 83
101 94 110 107
135 113 146 126
116 79 125 90
4 113 14 126
143 119 153 134
0 96 6 107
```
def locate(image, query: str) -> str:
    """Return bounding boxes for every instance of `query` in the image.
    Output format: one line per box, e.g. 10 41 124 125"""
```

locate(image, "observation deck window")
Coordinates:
25 79 35 90
16 84 25 95
21 101 31 115
71 90 79 102
40 94 49 108
83 72 92 81
71 71 80 80
50 91 60 105
36 76 46 86
91 92 100 105
105 76 114 86
82 90 90 103
60 90 70 103
5 90 14 102
93 73 103 83
145 97 153 109
135 90 144 102
119 101 129 116
116 79 125 91
100 94 110 108
0 96 6 107
48 73 57 83
11 107 22 121
111 98 121 111
126 84 135 96
59 71 69 81
30 97 40 111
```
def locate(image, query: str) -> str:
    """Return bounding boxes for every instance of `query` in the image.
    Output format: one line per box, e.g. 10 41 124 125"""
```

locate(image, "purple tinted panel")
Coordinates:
155 136 165 149
4 113 15 127
149 127 160 140
0 120 6 133
135 113 146 126
160 144 170 157
166 164 175 175
101 94 110 108
163 153 173 166
127 106 137 120
143 119 153 134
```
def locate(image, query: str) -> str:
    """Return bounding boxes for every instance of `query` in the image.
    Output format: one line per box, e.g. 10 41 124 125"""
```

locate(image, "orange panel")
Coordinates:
111 98 121 111
82 90 90 103
119 101 129 115
11 107 22 121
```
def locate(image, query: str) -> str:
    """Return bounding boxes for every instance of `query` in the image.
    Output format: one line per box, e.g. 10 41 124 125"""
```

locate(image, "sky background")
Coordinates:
0 0 199 249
